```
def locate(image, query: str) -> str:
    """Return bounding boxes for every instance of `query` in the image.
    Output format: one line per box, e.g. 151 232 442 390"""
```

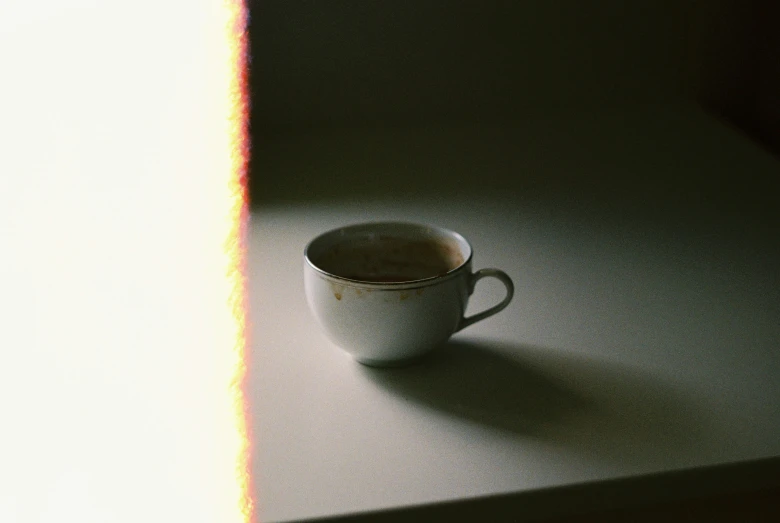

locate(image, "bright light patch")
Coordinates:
0 1 252 522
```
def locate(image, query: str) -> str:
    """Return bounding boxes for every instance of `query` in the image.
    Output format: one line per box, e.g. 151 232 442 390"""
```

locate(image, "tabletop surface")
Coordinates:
248 104 780 522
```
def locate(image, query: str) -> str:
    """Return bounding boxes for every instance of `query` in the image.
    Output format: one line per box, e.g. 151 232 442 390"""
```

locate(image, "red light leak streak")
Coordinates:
225 0 253 521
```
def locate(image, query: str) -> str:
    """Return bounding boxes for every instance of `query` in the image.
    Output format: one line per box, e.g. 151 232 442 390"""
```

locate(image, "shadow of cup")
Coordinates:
356 339 589 434
356 339 711 467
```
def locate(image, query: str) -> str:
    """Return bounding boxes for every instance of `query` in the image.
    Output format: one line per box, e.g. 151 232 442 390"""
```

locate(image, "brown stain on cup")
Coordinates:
329 282 346 301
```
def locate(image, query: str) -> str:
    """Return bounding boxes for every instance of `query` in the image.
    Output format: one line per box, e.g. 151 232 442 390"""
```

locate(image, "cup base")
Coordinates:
354 354 429 368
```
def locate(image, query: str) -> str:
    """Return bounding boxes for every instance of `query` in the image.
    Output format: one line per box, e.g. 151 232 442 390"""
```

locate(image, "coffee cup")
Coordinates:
303 222 514 367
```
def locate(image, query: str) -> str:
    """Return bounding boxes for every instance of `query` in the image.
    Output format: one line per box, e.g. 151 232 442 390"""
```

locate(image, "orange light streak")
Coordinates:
224 0 253 522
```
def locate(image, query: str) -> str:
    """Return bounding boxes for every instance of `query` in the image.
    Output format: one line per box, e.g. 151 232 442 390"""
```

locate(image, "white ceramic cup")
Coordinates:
304 222 514 367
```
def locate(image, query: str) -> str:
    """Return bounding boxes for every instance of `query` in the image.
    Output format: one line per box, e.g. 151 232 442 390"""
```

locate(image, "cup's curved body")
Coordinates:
304 222 513 367
305 258 473 366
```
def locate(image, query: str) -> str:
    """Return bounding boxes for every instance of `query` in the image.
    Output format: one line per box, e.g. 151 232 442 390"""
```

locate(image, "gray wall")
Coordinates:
250 0 694 136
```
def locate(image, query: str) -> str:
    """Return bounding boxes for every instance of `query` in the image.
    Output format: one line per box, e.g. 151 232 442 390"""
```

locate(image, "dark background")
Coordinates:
249 0 691 137
248 0 779 139
247 0 779 207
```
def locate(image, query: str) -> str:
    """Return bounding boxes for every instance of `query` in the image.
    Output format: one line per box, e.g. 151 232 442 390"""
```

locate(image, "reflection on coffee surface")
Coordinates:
315 236 465 283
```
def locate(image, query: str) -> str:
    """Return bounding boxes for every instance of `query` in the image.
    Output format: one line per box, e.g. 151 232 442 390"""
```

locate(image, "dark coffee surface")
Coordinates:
314 236 464 283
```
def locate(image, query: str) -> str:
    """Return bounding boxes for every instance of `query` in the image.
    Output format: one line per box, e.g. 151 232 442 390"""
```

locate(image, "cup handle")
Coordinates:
457 269 514 332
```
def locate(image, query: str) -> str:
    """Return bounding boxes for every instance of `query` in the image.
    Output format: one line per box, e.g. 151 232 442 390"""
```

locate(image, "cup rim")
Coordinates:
303 221 474 289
